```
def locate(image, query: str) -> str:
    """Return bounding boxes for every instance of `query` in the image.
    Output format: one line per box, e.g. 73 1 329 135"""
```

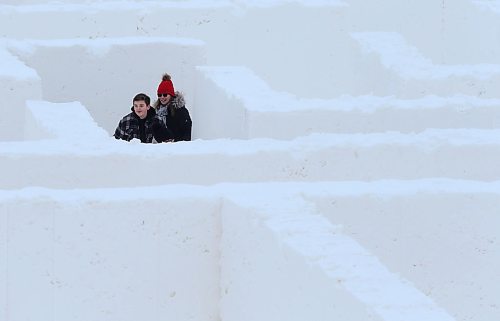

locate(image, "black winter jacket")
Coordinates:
156 92 192 141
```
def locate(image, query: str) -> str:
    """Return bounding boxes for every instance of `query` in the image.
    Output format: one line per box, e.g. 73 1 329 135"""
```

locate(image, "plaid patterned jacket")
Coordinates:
114 108 170 143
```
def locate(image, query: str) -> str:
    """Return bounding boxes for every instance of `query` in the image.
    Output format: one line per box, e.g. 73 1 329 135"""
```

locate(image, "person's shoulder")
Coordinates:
178 103 190 115
119 111 136 122
172 92 186 109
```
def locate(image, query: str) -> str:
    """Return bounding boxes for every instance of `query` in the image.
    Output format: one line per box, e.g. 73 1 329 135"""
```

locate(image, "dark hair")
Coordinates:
133 93 150 106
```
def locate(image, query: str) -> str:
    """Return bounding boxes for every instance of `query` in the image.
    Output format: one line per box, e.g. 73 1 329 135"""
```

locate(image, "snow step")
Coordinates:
5 37 205 135
25 100 109 141
2 129 500 188
223 197 457 321
351 32 500 80
351 32 500 98
196 66 500 139
0 48 41 141
6 180 493 320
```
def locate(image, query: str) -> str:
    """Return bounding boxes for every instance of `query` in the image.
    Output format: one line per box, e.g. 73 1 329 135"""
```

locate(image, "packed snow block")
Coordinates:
209 4 363 99
344 0 500 65
0 48 41 141
352 31 500 98
0 0 112 3
0 0 62 3
198 66 500 138
247 95 500 137
3 129 500 188
309 183 500 321
9 37 205 135
0 2 235 39
0 79 38 141
195 66 248 139
24 100 109 141
219 200 382 321
221 190 458 321
0 206 6 321
247 101 500 138
0 194 220 321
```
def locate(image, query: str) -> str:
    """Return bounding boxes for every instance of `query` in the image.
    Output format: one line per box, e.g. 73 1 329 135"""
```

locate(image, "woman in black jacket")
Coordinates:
154 73 192 142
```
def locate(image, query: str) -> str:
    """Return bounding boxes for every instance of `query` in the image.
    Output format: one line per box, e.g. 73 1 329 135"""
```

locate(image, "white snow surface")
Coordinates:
352 32 500 80
0 0 346 13
200 66 500 112
0 48 39 80
1 1 500 321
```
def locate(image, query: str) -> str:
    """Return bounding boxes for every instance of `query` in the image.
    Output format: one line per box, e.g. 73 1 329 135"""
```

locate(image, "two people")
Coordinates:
114 73 192 143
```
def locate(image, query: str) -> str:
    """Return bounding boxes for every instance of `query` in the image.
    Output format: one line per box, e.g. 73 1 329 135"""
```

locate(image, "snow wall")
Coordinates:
1 1 500 321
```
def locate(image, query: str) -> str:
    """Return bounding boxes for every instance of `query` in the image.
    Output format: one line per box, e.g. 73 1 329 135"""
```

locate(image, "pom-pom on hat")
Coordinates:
157 73 175 97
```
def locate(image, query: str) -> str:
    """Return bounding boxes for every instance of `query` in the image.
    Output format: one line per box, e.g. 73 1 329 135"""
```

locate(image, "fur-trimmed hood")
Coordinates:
168 91 185 109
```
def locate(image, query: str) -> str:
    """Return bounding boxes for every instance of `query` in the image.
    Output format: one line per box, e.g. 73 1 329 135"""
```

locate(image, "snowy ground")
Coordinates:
1 1 500 321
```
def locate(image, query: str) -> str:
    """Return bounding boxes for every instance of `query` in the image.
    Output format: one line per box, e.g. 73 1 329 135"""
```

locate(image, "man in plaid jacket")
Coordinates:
114 93 173 143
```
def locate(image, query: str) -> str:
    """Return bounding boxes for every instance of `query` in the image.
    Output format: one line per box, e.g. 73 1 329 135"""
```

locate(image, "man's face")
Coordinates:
133 100 150 119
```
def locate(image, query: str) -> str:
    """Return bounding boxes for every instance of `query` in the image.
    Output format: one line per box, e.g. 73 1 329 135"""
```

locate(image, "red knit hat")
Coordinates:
157 73 175 97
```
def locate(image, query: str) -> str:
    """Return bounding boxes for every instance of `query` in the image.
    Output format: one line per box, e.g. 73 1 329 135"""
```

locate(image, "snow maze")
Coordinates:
1 1 500 321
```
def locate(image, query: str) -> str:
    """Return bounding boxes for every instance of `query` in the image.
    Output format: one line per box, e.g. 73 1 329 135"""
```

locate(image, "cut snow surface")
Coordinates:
1 1 500 321
25 100 108 140
0 0 346 13
352 32 500 79
472 0 500 13
199 66 500 112
6 36 204 57
0 48 39 80
0 1 234 13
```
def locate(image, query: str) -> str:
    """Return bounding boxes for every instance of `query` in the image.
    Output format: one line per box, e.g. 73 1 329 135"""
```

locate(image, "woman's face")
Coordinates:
133 100 150 119
158 93 171 105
